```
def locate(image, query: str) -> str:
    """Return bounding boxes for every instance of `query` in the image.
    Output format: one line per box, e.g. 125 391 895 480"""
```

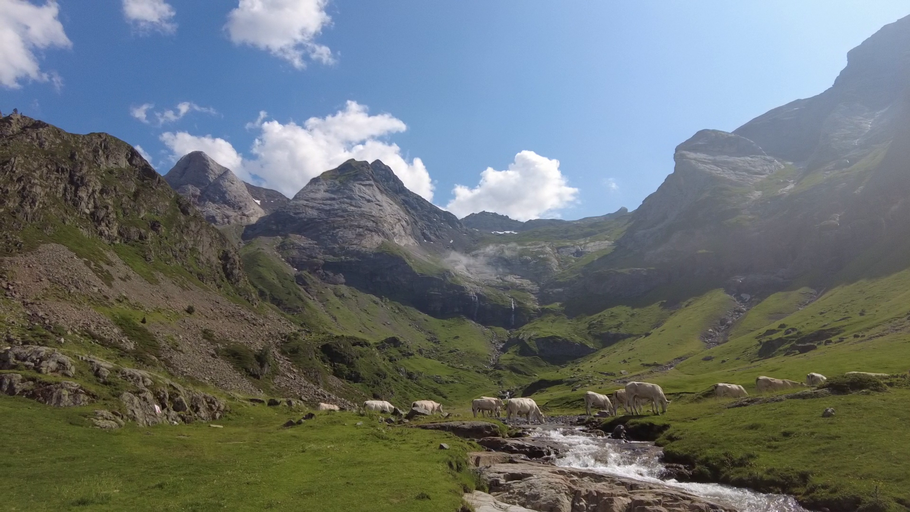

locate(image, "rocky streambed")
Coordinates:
460 423 808 512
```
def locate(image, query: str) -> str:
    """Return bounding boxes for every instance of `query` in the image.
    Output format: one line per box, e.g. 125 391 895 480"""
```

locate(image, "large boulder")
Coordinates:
416 421 502 439
0 373 93 406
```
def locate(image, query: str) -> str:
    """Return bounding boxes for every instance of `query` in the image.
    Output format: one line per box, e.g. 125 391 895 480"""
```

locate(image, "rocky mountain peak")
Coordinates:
249 159 469 253
164 151 264 226
833 14 910 109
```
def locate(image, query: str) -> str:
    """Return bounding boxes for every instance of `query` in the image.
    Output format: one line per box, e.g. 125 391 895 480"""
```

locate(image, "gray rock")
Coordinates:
416 421 501 439
164 151 264 226
92 410 125 430
283 419 297 428
823 407 836 418
0 346 75 377
0 373 92 406
439 443 449 450
405 406 432 420
267 398 281 407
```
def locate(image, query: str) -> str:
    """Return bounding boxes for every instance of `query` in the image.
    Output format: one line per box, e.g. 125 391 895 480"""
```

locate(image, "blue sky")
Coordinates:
2 1 909 220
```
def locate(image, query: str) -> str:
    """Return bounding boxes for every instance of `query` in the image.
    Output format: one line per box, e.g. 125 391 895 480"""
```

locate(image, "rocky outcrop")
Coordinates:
0 114 252 296
416 421 503 439
463 211 526 232
164 151 264 226
1 346 75 377
478 461 732 512
0 373 94 407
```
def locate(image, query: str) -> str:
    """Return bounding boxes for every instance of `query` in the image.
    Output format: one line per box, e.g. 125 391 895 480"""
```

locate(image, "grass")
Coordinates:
614 385 910 510
0 398 479 512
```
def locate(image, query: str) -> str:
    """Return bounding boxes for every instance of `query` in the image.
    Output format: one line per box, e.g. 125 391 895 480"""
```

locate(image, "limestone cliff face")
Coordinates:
735 14 910 167
554 15 910 310
164 152 264 226
243 183 288 214
246 159 471 253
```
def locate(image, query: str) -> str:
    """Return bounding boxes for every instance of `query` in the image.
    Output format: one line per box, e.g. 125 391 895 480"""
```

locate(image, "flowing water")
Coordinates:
536 429 809 512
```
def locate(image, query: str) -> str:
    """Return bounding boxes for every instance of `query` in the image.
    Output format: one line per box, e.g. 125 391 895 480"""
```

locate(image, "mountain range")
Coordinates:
3 13 910 433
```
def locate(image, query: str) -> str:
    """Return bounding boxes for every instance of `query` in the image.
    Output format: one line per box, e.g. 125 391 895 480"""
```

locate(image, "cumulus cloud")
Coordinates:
134 144 154 166
160 132 245 175
225 0 333 69
158 102 433 200
604 178 619 192
130 103 153 123
246 102 433 199
122 0 176 34
130 102 218 125
446 151 579 221
0 0 71 89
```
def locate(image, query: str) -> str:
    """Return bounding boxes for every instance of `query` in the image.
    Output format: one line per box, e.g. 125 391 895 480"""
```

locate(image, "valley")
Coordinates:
3 10 910 512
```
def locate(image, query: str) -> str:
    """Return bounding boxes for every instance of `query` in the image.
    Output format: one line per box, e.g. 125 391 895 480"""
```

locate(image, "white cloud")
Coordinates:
0 0 71 89
134 144 154 167
245 102 433 200
160 132 244 176
158 101 433 201
130 102 218 125
604 178 619 192
225 0 334 69
122 0 176 34
130 103 153 123
446 151 579 221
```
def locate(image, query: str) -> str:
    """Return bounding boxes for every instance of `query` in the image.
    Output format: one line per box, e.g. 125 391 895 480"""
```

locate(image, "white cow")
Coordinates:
411 400 444 414
625 382 669 415
845 371 890 378
317 403 340 411
505 397 545 424
806 373 827 387
714 383 748 398
472 397 504 418
363 400 401 415
612 389 637 415
755 376 804 393
584 391 614 416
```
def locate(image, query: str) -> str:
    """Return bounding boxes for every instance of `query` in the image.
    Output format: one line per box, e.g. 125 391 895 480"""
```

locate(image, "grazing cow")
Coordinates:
755 376 804 393
625 382 669 415
714 383 748 398
612 389 636 415
584 391 614 416
363 400 401 415
317 403 340 411
845 371 890 378
505 397 545 424
806 373 827 387
411 400 444 414
472 397 503 418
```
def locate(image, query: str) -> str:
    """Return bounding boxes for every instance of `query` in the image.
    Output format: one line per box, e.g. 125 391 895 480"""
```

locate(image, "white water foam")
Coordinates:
537 429 808 512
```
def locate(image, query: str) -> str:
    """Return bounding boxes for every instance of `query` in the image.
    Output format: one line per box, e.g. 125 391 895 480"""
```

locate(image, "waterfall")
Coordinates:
510 297 515 328
470 293 479 321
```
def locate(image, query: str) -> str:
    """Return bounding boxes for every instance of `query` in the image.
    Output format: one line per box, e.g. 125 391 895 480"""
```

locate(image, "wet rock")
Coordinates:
476 437 559 459
479 461 733 512
463 490 537 512
416 421 501 439
0 346 75 377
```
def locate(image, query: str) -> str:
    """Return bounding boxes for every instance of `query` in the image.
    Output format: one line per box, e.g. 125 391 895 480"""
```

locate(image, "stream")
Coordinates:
535 428 809 512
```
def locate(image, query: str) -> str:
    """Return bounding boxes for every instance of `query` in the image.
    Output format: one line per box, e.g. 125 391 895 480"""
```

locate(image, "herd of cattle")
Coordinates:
311 371 892 423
